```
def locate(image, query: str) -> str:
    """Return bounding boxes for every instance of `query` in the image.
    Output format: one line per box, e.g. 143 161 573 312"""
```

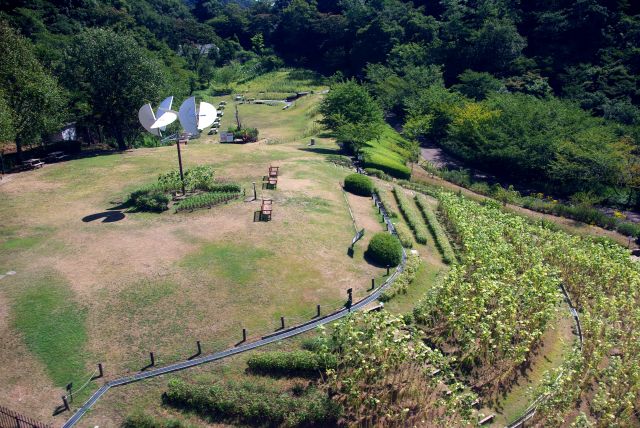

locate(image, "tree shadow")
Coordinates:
82 211 125 223
298 147 343 155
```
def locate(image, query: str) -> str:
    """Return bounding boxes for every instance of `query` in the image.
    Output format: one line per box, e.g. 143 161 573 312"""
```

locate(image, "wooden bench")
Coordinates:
260 199 273 221
24 158 44 169
478 414 495 425
46 151 68 162
268 166 279 177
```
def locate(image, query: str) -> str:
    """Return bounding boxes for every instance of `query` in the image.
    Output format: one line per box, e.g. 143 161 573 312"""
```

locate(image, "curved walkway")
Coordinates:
62 192 406 428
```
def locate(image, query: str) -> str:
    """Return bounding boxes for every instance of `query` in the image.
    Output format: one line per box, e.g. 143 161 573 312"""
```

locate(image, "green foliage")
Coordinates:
127 186 170 213
393 221 413 249
365 232 403 267
445 93 636 196
164 379 339 426
122 412 186 428
392 187 428 244
359 125 412 179
375 189 398 219
364 168 389 180
343 173 373 196
414 195 456 264
157 165 216 193
0 21 66 156
318 311 476 426
246 350 336 376
378 253 421 302
414 192 561 385
318 80 384 151
175 191 241 212
452 70 504 100
63 29 168 150
227 125 259 143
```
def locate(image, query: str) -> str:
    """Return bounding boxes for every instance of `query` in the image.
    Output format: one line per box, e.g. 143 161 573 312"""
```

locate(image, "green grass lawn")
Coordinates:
0 89 386 424
11 272 88 387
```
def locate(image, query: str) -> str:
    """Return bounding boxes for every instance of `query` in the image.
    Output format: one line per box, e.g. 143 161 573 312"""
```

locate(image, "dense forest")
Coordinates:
1 0 640 204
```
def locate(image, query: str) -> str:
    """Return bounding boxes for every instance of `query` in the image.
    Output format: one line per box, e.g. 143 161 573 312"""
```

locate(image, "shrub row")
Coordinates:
378 254 422 302
414 195 457 264
420 165 640 239
393 221 414 248
364 167 391 180
164 379 339 427
127 185 170 212
361 150 411 179
375 189 398 218
122 412 184 428
205 183 243 193
344 173 373 196
365 232 403 267
246 350 336 376
175 191 241 212
392 187 429 244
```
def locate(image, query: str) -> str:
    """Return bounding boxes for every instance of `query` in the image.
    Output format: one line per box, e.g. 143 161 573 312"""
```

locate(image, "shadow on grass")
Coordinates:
297 147 343 155
82 211 125 223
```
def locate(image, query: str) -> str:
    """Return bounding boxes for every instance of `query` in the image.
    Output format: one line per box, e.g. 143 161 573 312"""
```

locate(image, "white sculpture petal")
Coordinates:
178 96 198 135
156 96 174 131
138 103 160 136
197 101 217 130
150 111 178 129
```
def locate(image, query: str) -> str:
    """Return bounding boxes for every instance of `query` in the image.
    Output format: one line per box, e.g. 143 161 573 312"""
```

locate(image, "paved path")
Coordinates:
62 192 405 428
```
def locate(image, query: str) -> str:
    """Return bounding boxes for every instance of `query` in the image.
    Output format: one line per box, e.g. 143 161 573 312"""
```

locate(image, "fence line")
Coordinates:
62 191 406 428
0 405 52 428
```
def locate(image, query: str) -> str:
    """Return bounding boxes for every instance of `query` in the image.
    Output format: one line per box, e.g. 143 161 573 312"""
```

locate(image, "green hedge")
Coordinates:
361 150 411 179
366 232 403 266
344 173 373 196
379 254 422 302
414 195 457 264
246 350 336 376
127 185 170 212
393 222 414 248
364 167 390 180
205 183 243 193
175 191 241 212
392 187 428 244
164 379 339 426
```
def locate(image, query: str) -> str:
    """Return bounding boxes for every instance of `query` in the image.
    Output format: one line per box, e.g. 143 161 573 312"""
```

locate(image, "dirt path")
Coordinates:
345 193 384 246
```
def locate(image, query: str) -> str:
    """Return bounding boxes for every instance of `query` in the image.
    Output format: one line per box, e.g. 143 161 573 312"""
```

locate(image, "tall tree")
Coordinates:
0 21 65 160
319 80 384 151
63 29 167 150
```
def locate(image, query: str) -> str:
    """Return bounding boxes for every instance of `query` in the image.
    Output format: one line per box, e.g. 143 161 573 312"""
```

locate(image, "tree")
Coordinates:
452 69 503 100
0 90 14 144
63 29 167 150
0 21 66 159
318 80 384 151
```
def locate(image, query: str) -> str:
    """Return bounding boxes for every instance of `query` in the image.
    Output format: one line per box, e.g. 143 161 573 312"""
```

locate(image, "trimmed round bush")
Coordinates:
344 173 373 196
366 232 403 266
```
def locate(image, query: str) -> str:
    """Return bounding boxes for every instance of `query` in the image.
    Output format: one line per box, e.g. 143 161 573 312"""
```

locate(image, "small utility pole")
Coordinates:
235 104 242 129
176 138 186 195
